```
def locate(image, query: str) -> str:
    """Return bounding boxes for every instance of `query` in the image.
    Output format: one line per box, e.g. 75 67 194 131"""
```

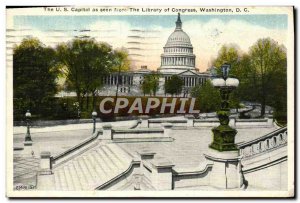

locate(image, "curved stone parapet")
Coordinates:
238 127 287 159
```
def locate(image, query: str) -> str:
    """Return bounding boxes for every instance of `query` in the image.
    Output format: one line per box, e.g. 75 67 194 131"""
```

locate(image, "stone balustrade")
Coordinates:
101 123 173 140
238 127 287 159
138 116 274 128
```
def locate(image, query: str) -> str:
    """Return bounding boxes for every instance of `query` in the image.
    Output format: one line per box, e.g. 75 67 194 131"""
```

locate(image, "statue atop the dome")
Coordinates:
175 13 182 30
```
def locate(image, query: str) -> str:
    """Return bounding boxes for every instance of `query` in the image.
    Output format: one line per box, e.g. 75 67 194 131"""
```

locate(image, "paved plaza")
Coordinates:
13 121 279 170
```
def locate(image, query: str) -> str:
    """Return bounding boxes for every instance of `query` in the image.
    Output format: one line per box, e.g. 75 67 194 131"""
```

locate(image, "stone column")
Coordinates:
204 150 244 189
40 151 52 175
150 157 174 190
102 124 112 140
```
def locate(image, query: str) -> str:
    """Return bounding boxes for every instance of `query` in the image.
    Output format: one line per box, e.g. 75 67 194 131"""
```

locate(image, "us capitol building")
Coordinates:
99 13 211 96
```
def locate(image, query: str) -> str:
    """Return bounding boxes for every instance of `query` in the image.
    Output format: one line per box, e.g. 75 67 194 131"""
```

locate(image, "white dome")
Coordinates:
166 30 191 46
159 13 196 74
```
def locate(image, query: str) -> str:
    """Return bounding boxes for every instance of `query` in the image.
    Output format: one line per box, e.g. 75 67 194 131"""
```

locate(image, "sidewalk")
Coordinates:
13 120 136 135
13 115 187 135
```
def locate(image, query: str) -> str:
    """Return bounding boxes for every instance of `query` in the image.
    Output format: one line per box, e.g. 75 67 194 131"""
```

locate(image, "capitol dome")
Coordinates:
158 13 197 74
166 30 192 47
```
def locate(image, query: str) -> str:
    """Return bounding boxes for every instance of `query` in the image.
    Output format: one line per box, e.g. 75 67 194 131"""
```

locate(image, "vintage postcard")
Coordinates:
6 6 294 198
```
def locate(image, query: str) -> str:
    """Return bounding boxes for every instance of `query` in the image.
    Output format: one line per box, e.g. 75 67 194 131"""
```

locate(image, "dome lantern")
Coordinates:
175 13 182 30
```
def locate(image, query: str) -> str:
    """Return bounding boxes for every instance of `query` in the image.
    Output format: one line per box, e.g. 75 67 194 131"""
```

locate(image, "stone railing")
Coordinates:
101 123 173 140
234 116 274 128
50 130 101 168
147 119 188 128
238 127 287 159
138 116 274 128
193 118 219 127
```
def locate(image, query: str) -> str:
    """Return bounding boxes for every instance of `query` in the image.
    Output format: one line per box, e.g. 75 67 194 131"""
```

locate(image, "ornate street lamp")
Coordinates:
210 63 239 151
24 110 33 142
92 110 97 133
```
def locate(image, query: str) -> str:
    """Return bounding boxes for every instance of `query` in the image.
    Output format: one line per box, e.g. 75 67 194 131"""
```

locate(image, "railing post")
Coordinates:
137 149 156 187
162 123 173 137
150 157 174 190
185 114 194 127
267 114 274 127
102 124 112 140
140 115 149 128
137 149 156 172
39 151 52 175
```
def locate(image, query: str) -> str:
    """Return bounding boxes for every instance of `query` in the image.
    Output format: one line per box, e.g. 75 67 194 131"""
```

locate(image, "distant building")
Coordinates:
57 13 212 98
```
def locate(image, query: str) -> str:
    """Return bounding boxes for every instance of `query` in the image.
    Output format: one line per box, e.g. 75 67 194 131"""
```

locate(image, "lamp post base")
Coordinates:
209 125 238 152
23 141 34 156
204 149 244 189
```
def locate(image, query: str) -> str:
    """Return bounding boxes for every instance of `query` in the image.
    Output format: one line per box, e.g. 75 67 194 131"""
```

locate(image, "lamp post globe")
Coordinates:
25 110 31 118
92 111 97 118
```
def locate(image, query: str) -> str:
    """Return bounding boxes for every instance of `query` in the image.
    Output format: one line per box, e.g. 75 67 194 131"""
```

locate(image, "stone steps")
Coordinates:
53 143 132 190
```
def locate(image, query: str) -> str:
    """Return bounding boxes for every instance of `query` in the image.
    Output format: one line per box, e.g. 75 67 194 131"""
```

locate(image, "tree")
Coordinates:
191 81 221 113
13 37 58 118
140 71 160 96
247 38 287 117
111 48 130 99
164 75 183 96
111 48 130 72
212 45 243 110
56 39 115 110
213 44 241 76
141 75 152 96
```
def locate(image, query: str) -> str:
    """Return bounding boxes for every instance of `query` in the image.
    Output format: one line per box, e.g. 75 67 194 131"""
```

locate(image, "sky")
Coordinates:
10 14 288 72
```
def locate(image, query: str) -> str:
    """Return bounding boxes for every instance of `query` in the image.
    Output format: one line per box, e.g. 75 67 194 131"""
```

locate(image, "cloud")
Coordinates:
184 18 287 70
